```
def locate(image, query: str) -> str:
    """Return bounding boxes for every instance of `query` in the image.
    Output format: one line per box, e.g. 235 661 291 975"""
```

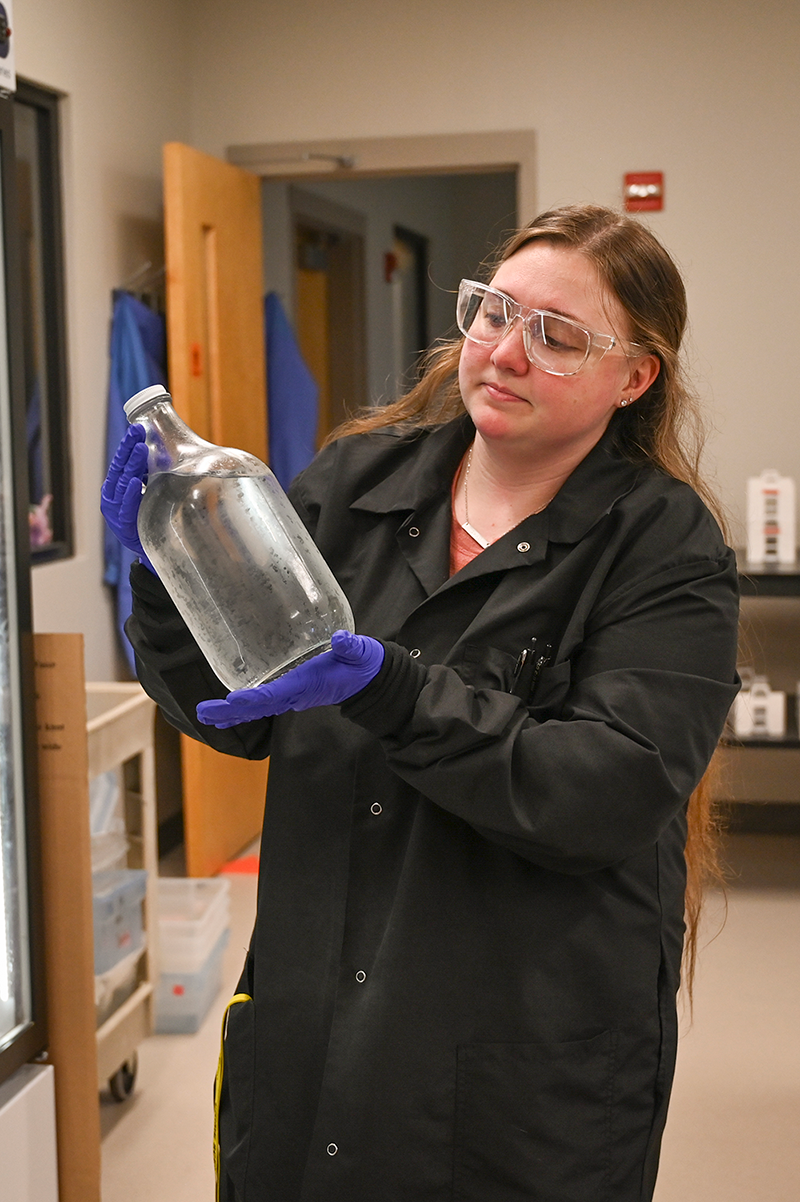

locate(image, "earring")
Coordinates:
619 398 632 407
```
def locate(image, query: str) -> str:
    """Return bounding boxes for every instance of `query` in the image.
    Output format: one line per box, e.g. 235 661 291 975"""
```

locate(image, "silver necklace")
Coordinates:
460 443 554 549
461 445 491 549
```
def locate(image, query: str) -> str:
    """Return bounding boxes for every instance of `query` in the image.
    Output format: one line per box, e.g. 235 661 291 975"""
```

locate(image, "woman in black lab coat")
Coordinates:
113 204 740 1202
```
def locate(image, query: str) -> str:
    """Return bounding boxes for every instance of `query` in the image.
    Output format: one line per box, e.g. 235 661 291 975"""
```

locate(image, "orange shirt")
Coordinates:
449 463 484 575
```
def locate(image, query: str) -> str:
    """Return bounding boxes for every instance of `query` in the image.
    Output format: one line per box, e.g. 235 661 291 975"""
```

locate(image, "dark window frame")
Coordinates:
14 78 72 563
0 89 49 1088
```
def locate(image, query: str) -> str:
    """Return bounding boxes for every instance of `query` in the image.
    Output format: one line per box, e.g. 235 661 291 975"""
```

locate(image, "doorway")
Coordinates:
292 191 368 443
263 170 518 410
246 131 533 414
388 225 429 395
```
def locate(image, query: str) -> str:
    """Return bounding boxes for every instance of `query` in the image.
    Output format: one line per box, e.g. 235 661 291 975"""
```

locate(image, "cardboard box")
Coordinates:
34 633 101 1202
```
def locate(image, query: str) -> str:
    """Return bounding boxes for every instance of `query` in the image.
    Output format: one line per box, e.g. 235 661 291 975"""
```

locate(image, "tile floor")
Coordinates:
100 831 800 1201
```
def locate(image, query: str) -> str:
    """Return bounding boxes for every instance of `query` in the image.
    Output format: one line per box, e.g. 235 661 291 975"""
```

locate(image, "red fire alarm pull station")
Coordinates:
624 172 664 212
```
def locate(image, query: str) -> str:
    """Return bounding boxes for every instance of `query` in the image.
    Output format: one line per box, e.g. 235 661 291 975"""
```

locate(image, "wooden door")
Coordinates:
163 142 268 877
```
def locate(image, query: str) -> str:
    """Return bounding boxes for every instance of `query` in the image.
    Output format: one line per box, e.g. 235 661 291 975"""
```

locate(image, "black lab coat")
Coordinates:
127 415 740 1202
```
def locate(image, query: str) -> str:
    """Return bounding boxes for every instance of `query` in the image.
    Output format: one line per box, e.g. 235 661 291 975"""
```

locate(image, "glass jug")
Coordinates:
124 385 354 691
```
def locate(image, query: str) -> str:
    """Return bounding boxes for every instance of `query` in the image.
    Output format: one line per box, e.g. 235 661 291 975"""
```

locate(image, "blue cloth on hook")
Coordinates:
265 291 319 491
104 290 166 671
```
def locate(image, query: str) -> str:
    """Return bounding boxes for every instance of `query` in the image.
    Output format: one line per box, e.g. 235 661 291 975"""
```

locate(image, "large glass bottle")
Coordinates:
124 385 354 691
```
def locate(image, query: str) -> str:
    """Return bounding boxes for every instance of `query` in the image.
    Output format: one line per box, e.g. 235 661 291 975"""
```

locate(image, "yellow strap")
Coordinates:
214 993 253 1201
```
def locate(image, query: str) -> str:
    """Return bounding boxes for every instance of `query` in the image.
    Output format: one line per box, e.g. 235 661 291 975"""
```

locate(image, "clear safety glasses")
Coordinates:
456 279 643 377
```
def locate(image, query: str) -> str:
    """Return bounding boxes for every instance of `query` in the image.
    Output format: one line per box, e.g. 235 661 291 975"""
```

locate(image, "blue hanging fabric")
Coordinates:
104 290 167 672
265 291 319 491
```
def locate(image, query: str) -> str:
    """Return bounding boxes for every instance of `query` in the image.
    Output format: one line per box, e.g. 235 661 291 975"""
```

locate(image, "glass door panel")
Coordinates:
0 134 32 1052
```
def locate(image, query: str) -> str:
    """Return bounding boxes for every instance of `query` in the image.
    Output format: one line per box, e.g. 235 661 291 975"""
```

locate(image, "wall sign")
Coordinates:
624 172 663 212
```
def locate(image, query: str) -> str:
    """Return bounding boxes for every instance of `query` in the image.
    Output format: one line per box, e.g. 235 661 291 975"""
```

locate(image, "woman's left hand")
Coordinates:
196 630 385 727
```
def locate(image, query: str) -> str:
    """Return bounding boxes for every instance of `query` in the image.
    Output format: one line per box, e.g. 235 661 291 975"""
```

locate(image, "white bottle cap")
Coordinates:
124 384 171 421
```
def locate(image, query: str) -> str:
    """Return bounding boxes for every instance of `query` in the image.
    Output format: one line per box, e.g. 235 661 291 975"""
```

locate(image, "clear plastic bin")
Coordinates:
89 768 129 874
156 878 230 974
154 928 229 1034
92 868 148 974
95 942 145 1027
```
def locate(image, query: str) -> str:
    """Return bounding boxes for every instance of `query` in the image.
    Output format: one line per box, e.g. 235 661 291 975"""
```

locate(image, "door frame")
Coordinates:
292 188 368 439
227 130 537 224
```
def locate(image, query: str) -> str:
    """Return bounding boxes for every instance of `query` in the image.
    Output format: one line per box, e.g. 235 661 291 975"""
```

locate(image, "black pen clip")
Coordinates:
511 637 552 699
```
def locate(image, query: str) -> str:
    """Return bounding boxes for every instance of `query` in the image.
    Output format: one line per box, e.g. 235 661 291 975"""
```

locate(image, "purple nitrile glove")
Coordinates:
100 424 156 573
196 630 385 728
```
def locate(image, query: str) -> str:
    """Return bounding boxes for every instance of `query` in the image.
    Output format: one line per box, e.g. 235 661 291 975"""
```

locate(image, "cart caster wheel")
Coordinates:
108 1052 138 1103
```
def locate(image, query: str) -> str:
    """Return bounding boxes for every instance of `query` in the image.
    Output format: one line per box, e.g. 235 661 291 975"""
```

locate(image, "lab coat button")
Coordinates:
370 802 382 815
355 970 367 983
327 1143 338 1156
410 648 421 658
517 541 531 553
408 527 420 537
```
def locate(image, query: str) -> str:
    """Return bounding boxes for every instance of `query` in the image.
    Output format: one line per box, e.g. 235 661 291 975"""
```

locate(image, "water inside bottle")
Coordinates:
139 472 353 691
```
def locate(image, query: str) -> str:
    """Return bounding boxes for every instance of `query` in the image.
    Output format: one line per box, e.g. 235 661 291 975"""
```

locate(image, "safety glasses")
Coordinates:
456 279 643 377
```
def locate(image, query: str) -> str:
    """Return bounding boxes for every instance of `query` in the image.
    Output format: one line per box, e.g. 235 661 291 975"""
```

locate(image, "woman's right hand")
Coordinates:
100 424 155 572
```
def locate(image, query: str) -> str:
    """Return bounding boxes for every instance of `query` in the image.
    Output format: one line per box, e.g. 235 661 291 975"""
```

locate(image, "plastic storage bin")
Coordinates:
95 943 145 1027
89 767 129 874
92 868 148 974
154 878 231 1034
154 928 229 1034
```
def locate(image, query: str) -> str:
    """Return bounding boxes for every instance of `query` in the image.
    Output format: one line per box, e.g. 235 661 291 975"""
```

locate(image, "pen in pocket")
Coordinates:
511 637 552 699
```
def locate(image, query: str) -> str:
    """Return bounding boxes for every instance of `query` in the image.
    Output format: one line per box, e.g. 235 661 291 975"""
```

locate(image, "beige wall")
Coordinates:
16 0 800 679
185 0 800 545
16 0 192 680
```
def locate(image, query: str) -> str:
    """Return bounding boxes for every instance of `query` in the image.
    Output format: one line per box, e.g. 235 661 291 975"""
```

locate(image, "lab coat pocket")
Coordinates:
456 643 519 692
215 992 256 1199
453 1030 615 1202
526 657 572 719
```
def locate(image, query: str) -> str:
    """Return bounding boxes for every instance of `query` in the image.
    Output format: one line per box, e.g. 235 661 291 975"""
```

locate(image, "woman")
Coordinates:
104 204 740 1201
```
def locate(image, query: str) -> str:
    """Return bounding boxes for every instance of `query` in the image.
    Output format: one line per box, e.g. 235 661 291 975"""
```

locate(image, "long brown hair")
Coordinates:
330 204 729 990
